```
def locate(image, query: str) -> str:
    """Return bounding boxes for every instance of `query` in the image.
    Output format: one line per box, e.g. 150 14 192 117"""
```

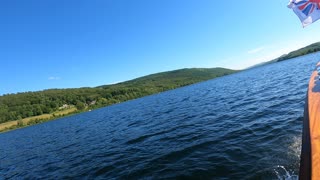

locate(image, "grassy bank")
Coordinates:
0 107 77 133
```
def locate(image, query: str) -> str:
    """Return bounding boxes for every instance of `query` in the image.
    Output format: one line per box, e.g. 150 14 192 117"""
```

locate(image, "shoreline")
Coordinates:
0 107 78 133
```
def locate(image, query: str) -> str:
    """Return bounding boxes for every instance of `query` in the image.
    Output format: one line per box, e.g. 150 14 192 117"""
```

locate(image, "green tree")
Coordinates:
33 105 43 116
75 101 86 110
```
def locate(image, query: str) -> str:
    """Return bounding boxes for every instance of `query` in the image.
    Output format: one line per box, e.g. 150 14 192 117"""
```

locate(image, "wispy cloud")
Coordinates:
110 81 120 85
247 47 265 54
48 76 61 80
221 38 320 70
232 44 307 70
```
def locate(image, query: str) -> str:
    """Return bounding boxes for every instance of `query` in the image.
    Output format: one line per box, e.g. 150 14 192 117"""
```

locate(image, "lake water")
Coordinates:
1 53 320 179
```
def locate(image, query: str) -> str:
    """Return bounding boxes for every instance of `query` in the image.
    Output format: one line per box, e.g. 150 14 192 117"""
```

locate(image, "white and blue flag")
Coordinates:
288 0 320 27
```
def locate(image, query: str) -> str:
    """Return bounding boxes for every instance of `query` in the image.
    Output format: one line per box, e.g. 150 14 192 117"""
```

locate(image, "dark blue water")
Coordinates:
1 53 320 179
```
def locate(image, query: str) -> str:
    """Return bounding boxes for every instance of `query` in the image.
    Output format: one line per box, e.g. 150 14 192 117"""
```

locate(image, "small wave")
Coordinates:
126 131 166 144
125 125 186 145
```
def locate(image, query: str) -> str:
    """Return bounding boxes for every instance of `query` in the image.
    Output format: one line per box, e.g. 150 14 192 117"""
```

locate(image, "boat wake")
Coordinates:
274 165 298 180
275 135 301 180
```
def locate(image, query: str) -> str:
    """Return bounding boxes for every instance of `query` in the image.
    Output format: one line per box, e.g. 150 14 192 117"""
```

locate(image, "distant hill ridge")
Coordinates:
100 68 237 88
0 67 238 126
275 42 320 62
248 42 320 69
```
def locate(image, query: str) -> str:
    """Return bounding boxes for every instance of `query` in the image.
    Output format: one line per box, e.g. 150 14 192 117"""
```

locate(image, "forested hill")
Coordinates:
275 42 320 62
99 68 237 89
0 68 238 124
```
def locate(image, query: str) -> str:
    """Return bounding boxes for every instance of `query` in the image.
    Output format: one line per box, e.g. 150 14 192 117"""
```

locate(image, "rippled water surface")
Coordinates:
1 53 320 179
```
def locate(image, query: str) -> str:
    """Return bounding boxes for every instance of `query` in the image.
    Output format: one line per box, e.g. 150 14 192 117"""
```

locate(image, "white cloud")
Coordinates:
224 38 320 70
247 47 265 54
48 76 61 80
230 48 295 69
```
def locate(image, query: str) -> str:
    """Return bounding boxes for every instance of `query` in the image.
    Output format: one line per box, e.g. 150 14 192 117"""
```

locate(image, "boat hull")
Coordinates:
300 62 320 180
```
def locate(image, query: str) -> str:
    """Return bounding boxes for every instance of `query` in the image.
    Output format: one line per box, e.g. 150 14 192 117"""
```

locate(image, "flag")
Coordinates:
288 0 320 27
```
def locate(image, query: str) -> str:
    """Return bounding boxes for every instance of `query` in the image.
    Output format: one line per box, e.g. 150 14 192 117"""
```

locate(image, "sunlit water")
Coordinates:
1 53 319 179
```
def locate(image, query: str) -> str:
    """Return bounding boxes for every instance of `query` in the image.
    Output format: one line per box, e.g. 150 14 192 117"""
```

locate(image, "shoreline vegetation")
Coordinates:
0 107 77 132
0 68 238 133
1 42 320 133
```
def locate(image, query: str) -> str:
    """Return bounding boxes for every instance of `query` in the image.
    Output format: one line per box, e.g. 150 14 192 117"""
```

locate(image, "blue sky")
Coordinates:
1 0 320 95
